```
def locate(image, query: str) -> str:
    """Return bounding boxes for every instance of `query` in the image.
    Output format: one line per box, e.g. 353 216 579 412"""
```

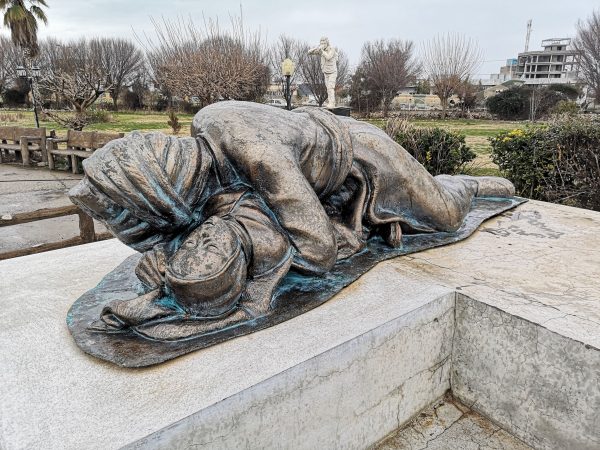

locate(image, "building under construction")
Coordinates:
516 38 580 85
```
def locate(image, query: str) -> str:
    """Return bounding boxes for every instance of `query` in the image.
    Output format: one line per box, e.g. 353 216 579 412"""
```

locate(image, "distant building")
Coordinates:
391 93 460 110
483 79 525 100
499 59 519 80
479 59 518 88
516 38 580 85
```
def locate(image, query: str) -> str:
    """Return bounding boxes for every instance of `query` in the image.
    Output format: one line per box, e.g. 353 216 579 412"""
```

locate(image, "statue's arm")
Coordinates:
322 47 337 61
224 142 337 275
308 46 322 55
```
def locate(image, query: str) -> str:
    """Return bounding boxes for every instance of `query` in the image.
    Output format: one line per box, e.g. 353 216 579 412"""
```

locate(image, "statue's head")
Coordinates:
320 37 330 49
166 216 247 317
69 131 218 253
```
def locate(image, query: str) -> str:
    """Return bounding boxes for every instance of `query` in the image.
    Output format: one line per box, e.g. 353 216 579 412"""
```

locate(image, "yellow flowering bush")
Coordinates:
491 117 600 211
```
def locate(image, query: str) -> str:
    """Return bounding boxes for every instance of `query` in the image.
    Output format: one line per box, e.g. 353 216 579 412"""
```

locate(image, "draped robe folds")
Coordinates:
68 100 515 342
71 101 513 277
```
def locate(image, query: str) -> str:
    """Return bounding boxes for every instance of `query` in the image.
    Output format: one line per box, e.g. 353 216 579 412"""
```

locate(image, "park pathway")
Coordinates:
0 164 105 254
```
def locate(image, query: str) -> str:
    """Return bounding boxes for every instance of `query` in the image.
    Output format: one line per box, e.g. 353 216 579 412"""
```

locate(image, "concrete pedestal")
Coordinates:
1 200 599 449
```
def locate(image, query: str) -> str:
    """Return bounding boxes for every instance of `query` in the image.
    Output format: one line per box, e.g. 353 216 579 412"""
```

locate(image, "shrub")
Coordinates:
490 116 600 211
487 86 574 120
489 127 549 198
122 90 144 110
547 83 580 101
486 87 528 120
167 109 182 135
2 88 28 107
385 118 476 175
85 110 114 124
551 100 579 115
0 112 24 123
44 110 114 131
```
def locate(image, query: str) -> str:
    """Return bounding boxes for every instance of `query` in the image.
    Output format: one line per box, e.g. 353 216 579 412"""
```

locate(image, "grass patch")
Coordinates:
0 108 524 176
363 117 528 174
0 109 195 135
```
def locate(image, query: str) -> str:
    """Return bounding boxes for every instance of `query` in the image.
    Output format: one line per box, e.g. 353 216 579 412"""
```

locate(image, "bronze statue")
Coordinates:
67 101 522 366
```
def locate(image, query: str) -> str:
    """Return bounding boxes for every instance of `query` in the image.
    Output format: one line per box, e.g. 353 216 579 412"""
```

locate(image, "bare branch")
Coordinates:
355 39 419 116
297 42 349 107
422 33 482 118
574 10 600 104
144 15 270 107
0 36 23 94
39 38 114 112
89 37 144 111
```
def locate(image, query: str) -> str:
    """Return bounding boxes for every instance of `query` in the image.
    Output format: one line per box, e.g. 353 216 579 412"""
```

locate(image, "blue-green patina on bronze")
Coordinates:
67 196 526 368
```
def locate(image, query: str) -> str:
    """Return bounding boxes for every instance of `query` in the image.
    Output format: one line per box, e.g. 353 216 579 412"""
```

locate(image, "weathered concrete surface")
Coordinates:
0 164 81 210
453 295 600 450
1 200 599 449
391 200 600 348
0 164 105 252
127 295 454 450
383 200 600 449
374 396 533 450
0 240 454 450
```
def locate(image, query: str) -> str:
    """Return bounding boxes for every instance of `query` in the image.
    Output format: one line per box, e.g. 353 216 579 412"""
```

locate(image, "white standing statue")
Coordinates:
308 37 338 109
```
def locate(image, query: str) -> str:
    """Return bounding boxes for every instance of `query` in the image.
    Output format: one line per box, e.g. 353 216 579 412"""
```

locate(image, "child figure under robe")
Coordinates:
70 101 514 341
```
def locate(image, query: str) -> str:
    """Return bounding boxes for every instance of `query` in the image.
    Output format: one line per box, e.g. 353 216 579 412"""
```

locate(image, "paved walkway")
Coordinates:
0 163 103 253
375 396 532 450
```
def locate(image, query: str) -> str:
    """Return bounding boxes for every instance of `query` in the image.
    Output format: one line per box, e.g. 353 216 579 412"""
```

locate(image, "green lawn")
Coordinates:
0 110 195 135
365 117 528 176
0 109 527 177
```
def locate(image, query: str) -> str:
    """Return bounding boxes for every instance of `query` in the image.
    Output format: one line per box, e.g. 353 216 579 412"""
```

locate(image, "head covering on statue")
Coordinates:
70 132 292 340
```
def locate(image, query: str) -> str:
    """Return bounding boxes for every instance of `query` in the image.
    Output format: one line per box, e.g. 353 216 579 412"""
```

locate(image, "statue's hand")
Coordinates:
332 221 367 260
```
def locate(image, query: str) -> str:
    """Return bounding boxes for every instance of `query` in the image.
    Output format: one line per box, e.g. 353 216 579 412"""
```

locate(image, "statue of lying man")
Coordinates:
69 101 515 341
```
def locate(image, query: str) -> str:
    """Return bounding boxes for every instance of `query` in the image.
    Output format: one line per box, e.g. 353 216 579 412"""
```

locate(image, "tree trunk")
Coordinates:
441 97 448 119
112 95 119 112
382 97 389 118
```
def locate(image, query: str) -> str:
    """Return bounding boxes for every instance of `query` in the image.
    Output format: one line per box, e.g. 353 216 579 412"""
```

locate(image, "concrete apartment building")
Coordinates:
516 38 580 85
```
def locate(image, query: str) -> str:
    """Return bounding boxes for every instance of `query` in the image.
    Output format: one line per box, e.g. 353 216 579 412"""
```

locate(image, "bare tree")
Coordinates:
39 38 113 112
299 44 349 107
455 79 480 115
574 10 600 105
121 67 152 110
269 35 305 87
422 33 482 119
356 39 419 117
0 36 21 94
90 37 144 111
144 15 270 108
336 48 350 93
298 41 326 106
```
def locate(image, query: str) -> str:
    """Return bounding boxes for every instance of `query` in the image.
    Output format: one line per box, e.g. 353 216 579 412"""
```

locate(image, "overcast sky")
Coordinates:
2 0 598 79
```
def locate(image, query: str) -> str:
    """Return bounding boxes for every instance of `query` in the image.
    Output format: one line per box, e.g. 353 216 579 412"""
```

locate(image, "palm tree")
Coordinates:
0 0 48 57
1 0 48 128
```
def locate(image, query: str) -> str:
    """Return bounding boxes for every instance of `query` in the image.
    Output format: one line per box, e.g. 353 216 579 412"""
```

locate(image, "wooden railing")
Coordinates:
0 205 112 260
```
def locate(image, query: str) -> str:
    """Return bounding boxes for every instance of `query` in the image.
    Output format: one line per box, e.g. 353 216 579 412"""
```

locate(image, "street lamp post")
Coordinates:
281 58 295 111
17 66 41 128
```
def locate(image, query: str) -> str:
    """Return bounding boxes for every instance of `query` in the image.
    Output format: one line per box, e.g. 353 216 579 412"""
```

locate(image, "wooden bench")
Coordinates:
47 130 124 173
0 126 48 165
